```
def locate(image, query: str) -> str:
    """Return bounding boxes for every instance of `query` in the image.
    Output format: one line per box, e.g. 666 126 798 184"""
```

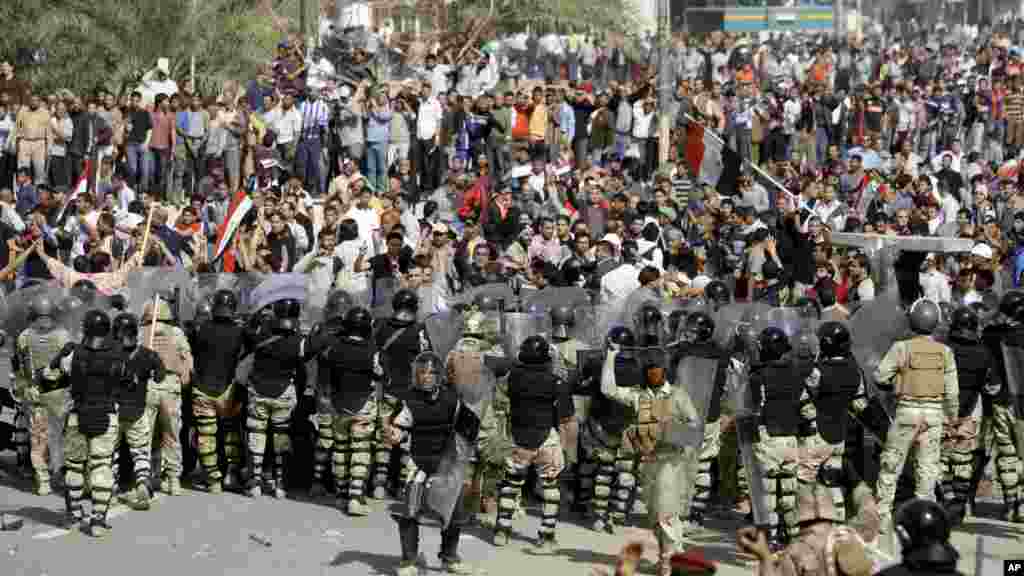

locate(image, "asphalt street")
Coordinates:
1 457 1022 576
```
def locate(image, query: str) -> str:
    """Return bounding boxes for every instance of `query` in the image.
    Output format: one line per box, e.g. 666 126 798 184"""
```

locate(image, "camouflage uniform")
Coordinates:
141 302 195 494
15 324 72 494
874 336 959 531
451 335 506 514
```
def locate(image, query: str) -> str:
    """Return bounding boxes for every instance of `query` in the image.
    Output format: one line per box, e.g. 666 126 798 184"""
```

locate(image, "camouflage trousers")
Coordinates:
798 435 847 523
193 383 243 484
111 407 155 490
64 412 117 526
497 428 564 540
328 397 379 505
753 431 800 543
313 397 408 498
877 401 944 530
686 419 721 523
145 377 183 480
27 388 70 489
940 401 981 513
578 420 638 527
245 385 296 490
979 403 1022 508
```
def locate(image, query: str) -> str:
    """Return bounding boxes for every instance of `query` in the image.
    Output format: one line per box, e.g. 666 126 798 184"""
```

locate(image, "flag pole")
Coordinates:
683 112 797 201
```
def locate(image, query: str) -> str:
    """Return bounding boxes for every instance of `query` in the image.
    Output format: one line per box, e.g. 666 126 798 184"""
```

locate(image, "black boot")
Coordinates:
967 449 989 516
396 517 420 575
439 526 472 574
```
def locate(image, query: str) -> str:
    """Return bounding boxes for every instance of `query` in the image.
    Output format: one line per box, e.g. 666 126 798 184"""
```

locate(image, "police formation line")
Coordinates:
7 282 1024 576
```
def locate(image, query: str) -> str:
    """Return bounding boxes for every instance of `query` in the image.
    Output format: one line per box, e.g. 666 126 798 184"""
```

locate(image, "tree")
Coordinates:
0 0 280 97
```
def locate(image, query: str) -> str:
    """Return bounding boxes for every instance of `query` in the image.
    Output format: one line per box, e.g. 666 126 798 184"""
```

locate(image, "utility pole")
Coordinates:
657 0 672 169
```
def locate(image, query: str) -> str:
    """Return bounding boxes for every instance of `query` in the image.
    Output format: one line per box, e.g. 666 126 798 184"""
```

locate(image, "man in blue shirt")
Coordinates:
15 167 38 217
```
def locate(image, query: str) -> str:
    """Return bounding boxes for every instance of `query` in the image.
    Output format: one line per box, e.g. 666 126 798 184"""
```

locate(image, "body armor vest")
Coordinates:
375 321 425 398
250 333 304 398
118 346 163 422
194 320 247 396
896 337 946 400
508 364 561 449
70 346 125 437
17 326 71 392
949 337 989 418
592 359 642 438
813 356 862 444
624 390 673 459
324 338 377 413
752 360 804 437
405 386 458 476
143 323 190 379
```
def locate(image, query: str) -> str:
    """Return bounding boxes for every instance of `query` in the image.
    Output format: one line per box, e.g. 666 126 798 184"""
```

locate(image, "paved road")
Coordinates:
0 463 1021 576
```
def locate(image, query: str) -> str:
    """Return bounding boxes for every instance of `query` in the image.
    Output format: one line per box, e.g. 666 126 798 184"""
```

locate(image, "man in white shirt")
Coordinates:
344 184 381 258
600 240 642 303
269 94 303 164
919 254 952 303
418 53 452 98
111 171 136 214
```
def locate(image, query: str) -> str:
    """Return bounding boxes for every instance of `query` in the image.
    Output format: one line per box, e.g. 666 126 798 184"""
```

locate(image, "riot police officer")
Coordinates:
111 312 164 510
576 326 644 533
15 294 71 495
389 353 477 576
635 302 665 347
192 290 248 493
51 310 127 537
245 299 307 499
309 289 354 496
749 326 804 546
875 499 965 576
317 306 385 516
875 299 959 532
798 321 868 523
939 307 997 523
372 289 431 499
978 291 1024 522
494 336 573 551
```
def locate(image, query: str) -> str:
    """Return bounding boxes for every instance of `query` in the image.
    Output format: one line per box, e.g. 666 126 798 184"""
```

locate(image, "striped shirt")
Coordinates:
299 98 329 139
1006 91 1024 122
672 174 694 206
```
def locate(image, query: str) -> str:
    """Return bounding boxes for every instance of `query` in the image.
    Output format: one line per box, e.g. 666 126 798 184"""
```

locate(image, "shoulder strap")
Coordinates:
380 326 411 354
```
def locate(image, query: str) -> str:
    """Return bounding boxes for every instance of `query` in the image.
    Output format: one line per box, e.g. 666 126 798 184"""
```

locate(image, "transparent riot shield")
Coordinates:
1000 337 1024 462
424 310 464 359
370 275 399 319
850 292 909 380
423 350 496 527
501 311 550 359
726 322 772 527
122 267 192 320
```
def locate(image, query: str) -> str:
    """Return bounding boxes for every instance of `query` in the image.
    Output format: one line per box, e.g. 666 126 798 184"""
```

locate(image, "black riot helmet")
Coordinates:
950 306 980 341
392 289 419 324
908 298 941 335
59 295 84 318
758 326 791 362
1000 291 1024 323
607 326 636 358
893 499 959 567
195 300 213 323
71 279 98 306
29 294 56 324
325 290 355 322
108 293 127 312
343 307 374 340
550 306 575 340
684 311 715 344
113 312 140 349
412 352 444 395
519 335 552 364
271 299 301 333
704 280 731 307
82 309 112 349
211 290 239 320
817 321 851 357
637 303 663 341
559 258 583 286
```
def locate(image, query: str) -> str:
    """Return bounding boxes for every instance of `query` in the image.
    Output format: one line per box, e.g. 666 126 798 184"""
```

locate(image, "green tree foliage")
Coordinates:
0 0 280 97
448 0 643 35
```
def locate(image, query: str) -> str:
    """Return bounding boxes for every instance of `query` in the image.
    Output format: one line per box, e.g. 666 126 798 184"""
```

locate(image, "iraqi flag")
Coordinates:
56 159 92 223
684 118 723 186
212 188 253 272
